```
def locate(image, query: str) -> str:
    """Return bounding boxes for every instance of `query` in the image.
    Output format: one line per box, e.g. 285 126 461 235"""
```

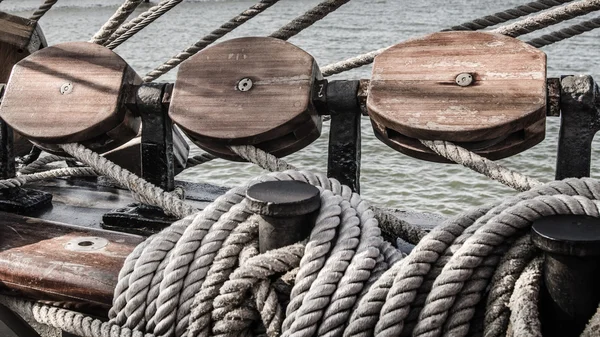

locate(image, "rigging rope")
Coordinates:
445 0 574 31
29 0 58 22
144 0 350 81
90 0 144 45
322 0 600 77
105 0 184 49
527 15 600 47
143 0 280 82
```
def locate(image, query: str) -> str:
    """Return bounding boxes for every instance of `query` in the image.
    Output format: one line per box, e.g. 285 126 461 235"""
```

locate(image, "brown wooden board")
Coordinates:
0 42 140 154
0 213 144 310
169 37 322 160
0 12 47 156
367 31 547 143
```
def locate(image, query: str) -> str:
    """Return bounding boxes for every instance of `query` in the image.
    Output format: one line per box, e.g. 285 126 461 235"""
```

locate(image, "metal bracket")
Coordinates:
326 80 362 193
555 75 600 180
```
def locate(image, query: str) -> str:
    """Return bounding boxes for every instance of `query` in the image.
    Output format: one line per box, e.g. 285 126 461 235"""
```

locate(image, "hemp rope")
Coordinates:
105 0 184 49
29 0 58 22
322 0 600 77
143 0 281 82
90 0 144 45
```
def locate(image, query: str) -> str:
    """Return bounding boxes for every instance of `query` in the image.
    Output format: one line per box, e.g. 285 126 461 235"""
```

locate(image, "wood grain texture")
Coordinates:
169 37 321 161
0 12 47 156
0 212 144 309
367 31 547 143
0 42 140 153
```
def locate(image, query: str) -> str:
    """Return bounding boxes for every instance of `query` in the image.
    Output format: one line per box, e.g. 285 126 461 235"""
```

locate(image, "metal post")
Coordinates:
326 80 362 192
555 75 600 180
246 181 321 253
531 215 600 337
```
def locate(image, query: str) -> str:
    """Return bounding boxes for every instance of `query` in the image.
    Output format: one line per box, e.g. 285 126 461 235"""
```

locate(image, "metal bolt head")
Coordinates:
455 73 473 87
60 82 73 95
237 78 253 92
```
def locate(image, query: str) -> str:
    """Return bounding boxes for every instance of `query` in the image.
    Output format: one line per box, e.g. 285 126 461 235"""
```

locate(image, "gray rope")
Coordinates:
491 0 600 37
143 0 280 82
269 0 351 40
230 145 297 172
420 140 542 192
90 0 144 45
582 303 600 336
60 143 195 218
0 166 97 189
185 154 217 169
18 155 71 175
29 0 58 22
105 0 184 49
322 0 600 76
445 0 574 31
507 256 543 337
527 15 600 47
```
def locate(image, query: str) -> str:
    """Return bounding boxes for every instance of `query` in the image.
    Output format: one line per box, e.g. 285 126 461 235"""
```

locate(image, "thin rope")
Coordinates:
143 0 280 82
29 0 58 22
322 0 600 77
0 167 97 189
105 0 184 49
527 15 600 47
269 0 351 40
445 0 574 31
90 0 144 45
18 155 70 175
185 153 217 168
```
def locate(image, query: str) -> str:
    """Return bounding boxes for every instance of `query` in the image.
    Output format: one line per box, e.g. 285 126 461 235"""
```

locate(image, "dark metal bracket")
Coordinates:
555 75 600 180
102 83 188 234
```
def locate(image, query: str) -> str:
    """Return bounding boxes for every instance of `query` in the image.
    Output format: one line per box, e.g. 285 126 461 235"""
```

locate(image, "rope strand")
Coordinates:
90 0 144 45
29 0 58 22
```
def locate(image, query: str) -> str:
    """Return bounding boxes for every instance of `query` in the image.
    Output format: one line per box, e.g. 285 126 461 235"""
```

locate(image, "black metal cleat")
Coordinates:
531 215 600 337
246 180 321 253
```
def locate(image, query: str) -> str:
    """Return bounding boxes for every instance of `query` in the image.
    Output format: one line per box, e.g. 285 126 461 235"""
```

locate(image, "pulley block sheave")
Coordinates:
367 31 548 162
169 36 323 161
0 12 47 156
0 41 141 155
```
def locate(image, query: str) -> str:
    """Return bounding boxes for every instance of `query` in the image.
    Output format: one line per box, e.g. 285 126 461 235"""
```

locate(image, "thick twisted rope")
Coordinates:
269 0 351 40
0 166 96 189
527 15 600 47
322 0 600 76
491 0 600 37
18 154 70 175
420 140 542 192
90 0 144 45
105 0 184 49
445 0 574 31
29 0 58 22
143 0 280 82
507 257 543 337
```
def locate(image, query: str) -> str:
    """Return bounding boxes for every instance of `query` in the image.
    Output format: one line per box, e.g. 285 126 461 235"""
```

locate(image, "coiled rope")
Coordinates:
29 0 58 23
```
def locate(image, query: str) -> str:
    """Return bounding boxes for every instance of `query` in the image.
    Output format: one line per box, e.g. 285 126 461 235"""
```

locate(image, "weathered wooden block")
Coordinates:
0 12 47 156
367 31 547 162
0 42 141 154
169 37 322 161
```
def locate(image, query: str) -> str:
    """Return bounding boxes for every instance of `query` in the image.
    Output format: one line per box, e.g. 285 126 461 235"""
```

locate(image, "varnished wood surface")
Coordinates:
0 12 47 156
0 42 140 151
169 37 321 160
0 212 144 309
367 31 547 143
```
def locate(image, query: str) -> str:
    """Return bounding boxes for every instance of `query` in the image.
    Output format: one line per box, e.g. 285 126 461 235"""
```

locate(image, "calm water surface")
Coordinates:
5 0 600 215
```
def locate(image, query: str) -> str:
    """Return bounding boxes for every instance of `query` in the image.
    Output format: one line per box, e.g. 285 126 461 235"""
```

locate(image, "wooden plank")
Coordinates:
0 42 140 153
0 212 144 309
169 37 321 160
367 31 546 143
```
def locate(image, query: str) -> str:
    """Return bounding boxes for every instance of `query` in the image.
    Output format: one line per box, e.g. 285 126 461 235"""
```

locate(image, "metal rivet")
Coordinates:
455 73 473 87
237 78 253 92
60 82 73 95
64 236 109 252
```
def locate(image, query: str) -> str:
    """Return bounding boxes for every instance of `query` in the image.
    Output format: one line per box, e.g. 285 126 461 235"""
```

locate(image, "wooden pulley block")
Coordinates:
0 41 141 154
0 12 47 156
367 31 547 162
169 37 322 161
